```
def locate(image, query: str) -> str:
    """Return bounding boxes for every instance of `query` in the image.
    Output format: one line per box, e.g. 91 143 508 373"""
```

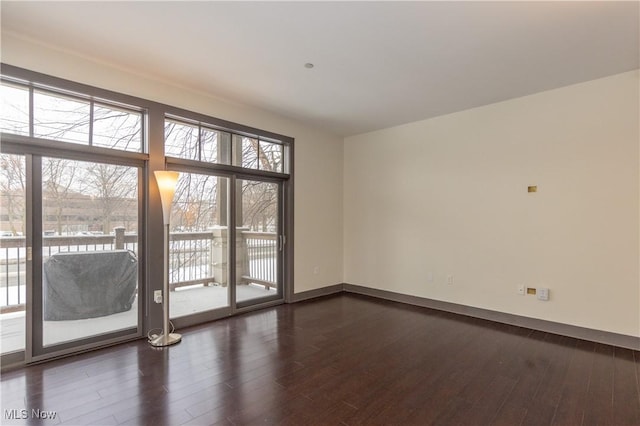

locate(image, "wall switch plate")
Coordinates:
517 285 525 295
537 288 549 301
154 290 162 304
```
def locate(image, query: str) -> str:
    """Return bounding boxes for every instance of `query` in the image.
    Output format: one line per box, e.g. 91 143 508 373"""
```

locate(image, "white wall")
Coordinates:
344 71 639 337
1 34 344 294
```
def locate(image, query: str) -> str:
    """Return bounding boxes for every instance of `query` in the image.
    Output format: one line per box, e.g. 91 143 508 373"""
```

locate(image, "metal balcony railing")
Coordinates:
0 228 277 313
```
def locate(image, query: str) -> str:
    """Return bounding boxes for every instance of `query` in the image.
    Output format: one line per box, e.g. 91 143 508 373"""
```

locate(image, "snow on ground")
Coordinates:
0 284 275 354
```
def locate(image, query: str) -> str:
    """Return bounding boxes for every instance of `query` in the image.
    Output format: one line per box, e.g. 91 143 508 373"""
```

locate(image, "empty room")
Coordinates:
0 1 638 425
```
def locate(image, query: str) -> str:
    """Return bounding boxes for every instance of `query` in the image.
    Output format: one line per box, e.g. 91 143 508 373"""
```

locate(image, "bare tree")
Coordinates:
236 138 280 232
87 164 137 233
0 155 26 235
246 139 282 173
172 173 219 232
241 180 277 232
43 159 81 235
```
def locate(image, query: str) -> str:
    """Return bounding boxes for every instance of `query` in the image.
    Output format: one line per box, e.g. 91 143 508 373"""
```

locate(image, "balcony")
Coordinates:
0 228 277 353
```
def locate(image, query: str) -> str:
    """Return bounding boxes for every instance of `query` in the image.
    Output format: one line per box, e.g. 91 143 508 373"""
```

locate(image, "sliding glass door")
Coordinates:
4 155 144 360
0 154 27 355
168 172 230 320
235 178 282 307
1 66 292 365
166 172 284 322
37 157 140 350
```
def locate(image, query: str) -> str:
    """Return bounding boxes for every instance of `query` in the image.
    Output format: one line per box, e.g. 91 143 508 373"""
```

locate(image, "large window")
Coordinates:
232 135 283 173
0 84 29 135
164 114 289 317
0 154 26 354
169 172 230 318
0 65 292 364
41 157 140 347
165 115 285 173
164 117 230 163
1 72 146 360
1 80 144 153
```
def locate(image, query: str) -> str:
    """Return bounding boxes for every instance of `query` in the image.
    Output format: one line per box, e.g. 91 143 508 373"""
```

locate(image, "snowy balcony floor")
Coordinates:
0 284 275 354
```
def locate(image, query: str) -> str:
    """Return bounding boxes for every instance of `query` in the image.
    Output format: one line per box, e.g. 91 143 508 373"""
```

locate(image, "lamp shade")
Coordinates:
154 171 179 225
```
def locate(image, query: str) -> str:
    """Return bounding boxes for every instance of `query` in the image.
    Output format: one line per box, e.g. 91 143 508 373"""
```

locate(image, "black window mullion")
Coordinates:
89 100 94 147
28 85 34 138
197 124 202 162
142 111 148 154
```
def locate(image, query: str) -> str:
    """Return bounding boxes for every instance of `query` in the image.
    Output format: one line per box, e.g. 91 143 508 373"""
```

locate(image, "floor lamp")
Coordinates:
150 170 182 347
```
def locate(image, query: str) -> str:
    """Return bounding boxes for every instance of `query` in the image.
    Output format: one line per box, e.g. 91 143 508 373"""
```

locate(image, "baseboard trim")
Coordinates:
1 350 25 372
341 283 640 351
290 284 344 303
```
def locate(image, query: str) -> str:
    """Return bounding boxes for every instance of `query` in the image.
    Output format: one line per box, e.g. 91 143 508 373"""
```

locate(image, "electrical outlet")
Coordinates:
447 275 454 285
154 290 162 304
537 288 550 301
517 284 525 295
313 266 319 275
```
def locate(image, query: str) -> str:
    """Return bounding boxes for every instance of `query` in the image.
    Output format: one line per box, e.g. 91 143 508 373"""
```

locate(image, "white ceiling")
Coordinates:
2 1 638 137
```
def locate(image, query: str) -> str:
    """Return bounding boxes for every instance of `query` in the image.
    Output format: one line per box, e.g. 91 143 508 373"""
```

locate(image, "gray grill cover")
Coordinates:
43 250 137 321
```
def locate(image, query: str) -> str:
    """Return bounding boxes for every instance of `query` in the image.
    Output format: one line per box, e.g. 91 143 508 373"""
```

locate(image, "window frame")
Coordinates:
163 106 291 178
2 76 147 154
0 63 295 365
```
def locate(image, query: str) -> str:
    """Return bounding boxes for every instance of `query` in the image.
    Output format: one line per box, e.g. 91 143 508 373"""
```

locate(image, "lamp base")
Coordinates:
149 332 182 347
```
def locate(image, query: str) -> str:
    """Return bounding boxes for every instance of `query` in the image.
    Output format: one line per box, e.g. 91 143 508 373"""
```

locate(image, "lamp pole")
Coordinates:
150 170 182 347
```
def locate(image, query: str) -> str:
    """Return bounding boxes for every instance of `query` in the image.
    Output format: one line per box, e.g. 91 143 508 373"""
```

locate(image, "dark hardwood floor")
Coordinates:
1 293 639 425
